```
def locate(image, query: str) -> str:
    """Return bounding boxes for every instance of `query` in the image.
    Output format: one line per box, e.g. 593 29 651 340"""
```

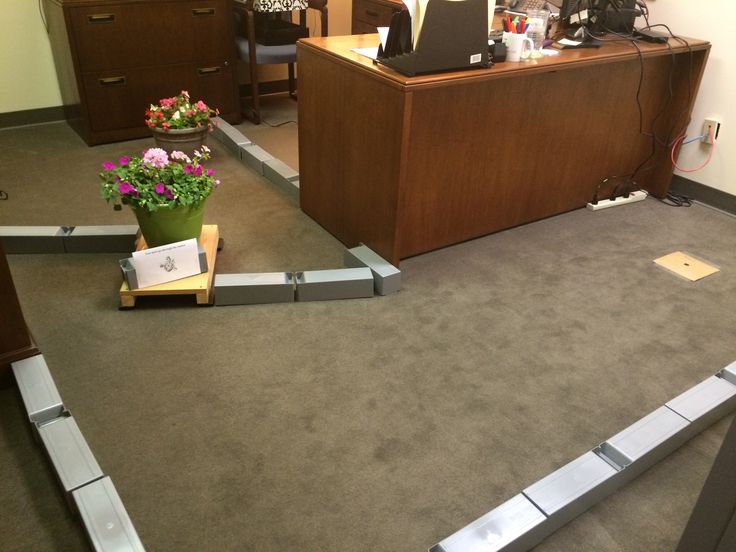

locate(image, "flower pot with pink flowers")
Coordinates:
99 146 221 247
145 90 218 154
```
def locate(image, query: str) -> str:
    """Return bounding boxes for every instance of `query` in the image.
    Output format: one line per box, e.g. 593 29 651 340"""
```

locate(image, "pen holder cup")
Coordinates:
503 33 533 62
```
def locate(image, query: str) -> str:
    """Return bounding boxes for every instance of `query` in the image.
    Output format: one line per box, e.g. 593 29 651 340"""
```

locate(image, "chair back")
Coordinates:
253 0 308 12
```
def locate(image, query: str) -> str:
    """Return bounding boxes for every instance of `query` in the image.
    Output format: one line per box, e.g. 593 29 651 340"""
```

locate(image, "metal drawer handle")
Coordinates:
98 76 126 86
197 66 221 76
192 8 215 16
365 10 379 17
88 13 115 23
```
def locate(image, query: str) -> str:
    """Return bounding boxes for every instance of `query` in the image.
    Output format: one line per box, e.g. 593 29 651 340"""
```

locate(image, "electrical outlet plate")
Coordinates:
702 118 720 144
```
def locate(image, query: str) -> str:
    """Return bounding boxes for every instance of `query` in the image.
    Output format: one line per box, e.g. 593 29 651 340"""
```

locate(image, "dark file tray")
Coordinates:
376 0 490 77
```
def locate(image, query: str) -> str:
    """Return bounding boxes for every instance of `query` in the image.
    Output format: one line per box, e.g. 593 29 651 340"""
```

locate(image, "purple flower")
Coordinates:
101 161 116 171
118 156 130 166
183 164 194 175
118 181 138 196
154 182 166 195
164 188 175 200
206 169 214 177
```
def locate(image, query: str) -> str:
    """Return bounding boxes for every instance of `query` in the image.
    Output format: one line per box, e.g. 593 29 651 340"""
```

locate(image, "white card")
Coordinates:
132 238 201 288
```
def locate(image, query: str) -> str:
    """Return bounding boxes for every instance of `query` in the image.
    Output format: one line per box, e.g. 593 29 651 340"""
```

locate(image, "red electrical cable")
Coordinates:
670 128 716 173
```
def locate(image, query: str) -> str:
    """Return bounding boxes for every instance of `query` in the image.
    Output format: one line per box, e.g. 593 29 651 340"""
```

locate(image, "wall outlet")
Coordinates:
702 118 721 144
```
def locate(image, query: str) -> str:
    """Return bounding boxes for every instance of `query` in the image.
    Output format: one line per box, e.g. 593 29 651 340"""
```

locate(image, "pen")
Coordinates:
506 16 516 33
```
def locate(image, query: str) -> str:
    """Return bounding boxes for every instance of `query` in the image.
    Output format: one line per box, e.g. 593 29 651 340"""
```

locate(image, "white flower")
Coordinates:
172 110 181 120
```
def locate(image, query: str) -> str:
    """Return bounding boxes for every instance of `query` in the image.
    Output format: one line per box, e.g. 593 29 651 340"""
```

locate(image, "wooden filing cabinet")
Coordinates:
351 0 402 34
44 0 241 145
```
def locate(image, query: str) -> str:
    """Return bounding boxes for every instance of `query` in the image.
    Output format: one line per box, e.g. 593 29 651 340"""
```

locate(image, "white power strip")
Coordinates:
586 190 647 211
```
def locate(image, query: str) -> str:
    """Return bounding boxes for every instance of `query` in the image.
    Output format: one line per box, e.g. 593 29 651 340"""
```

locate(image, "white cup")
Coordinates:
504 33 534 62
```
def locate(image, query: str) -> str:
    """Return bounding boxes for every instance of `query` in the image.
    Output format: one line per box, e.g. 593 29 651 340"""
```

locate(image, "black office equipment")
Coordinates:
506 0 562 14
559 0 638 37
635 28 668 43
376 0 489 77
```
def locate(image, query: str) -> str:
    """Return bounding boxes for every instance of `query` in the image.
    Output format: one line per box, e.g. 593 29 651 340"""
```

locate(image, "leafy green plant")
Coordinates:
100 146 220 212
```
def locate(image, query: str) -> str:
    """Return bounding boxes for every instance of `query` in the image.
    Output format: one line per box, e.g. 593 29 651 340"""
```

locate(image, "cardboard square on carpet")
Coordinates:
654 251 720 281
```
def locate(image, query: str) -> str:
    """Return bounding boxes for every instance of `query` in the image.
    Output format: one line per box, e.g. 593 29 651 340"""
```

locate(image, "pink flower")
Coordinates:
193 165 203 177
170 151 191 163
165 188 175 200
101 161 116 171
118 181 137 195
195 100 208 112
214 179 221 188
206 169 214 177
183 164 194 175
142 148 169 168
154 182 166 194
118 156 129 166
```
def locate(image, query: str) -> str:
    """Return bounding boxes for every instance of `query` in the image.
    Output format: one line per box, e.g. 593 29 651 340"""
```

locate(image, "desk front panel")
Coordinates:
396 49 706 258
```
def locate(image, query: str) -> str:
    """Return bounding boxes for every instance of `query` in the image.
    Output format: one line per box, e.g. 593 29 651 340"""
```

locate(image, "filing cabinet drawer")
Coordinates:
69 0 229 72
81 63 236 132
44 0 240 144
352 0 400 33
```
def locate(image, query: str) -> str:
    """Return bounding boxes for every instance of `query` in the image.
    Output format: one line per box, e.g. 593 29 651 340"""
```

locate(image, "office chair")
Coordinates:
233 0 328 124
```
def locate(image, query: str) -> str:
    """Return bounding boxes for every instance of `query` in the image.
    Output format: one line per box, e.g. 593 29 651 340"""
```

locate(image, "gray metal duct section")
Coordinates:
431 361 736 552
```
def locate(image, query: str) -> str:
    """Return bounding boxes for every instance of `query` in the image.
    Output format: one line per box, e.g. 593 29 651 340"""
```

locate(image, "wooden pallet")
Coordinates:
119 225 219 308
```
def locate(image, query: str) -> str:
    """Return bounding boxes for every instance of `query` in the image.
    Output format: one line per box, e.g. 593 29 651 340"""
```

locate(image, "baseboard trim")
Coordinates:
670 175 736 216
0 106 67 129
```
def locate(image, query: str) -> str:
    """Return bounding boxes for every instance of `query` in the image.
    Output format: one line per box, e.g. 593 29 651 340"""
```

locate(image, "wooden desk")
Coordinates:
297 34 709 266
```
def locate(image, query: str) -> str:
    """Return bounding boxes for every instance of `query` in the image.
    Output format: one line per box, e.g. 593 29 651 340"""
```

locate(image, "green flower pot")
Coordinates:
132 202 206 248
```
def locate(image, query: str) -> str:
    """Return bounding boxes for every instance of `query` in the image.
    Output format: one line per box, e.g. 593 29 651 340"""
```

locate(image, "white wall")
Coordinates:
645 0 733 194
1 0 62 111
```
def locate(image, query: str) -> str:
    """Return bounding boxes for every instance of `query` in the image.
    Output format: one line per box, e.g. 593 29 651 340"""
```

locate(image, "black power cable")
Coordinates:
581 18 697 204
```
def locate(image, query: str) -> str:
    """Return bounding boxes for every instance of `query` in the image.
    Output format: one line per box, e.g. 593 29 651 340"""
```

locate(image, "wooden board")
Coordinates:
119 225 219 308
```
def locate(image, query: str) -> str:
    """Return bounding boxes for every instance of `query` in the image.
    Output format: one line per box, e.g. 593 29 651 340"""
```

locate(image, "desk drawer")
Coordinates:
352 0 397 28
81 63 236 133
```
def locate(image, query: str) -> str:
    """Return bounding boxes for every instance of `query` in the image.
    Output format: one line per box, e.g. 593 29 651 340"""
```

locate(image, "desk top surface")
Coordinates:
298 33 710 89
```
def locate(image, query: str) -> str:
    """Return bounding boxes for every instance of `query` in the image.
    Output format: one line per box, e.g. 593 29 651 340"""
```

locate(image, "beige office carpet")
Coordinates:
233 94 300 172
1 121 736 552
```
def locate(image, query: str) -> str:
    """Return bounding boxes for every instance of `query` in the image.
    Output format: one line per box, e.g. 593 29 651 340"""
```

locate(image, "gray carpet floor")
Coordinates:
1 119 735 552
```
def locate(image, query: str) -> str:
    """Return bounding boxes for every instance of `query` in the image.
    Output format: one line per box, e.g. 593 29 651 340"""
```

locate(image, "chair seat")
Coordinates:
235 36 297 64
